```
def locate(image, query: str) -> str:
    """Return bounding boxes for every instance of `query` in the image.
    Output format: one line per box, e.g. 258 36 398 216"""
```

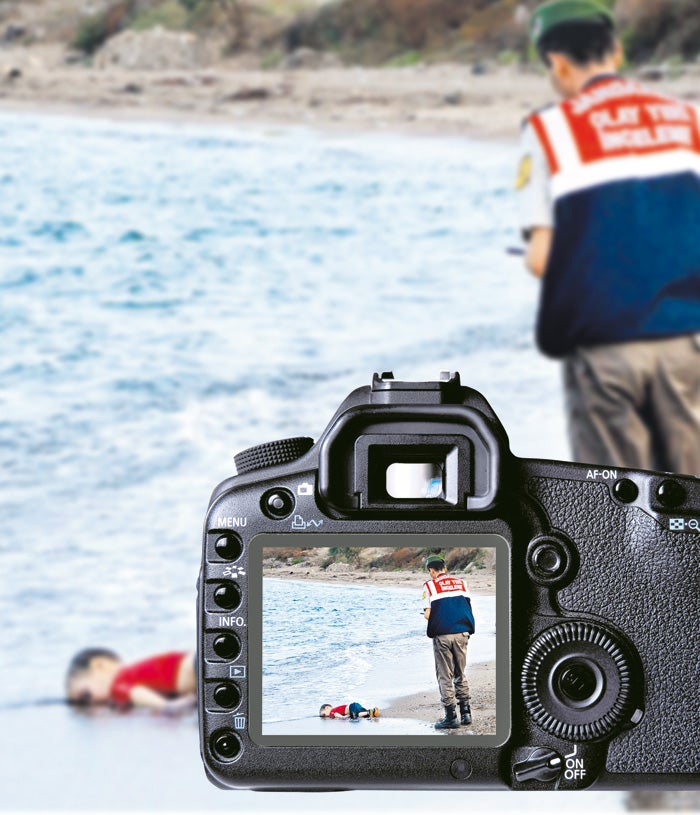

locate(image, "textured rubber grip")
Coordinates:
234 437 314 475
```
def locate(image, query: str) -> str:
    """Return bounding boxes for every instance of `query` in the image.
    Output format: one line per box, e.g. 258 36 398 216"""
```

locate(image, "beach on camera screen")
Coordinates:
258 541 498 741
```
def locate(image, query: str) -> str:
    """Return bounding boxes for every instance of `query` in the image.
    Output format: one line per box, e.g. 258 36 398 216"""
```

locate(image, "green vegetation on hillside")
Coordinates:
72 0 251 53
64 0 700 65
262 546 490 573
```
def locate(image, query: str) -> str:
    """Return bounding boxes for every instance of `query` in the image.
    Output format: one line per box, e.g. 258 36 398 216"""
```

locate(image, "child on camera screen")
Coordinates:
319 702 380 720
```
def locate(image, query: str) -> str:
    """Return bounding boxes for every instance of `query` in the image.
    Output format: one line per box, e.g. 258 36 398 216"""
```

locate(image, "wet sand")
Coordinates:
262 562 496 595
2 43 700 141
384 661 497 736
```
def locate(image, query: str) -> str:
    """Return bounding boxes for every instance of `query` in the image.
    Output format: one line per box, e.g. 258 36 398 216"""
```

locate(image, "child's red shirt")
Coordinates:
110 652 186 706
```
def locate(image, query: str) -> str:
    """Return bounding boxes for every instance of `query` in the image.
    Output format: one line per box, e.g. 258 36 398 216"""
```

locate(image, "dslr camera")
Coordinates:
198 372 700 791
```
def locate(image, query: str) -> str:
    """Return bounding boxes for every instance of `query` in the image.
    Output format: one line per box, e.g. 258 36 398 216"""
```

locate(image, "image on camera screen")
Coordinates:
248 533 509 747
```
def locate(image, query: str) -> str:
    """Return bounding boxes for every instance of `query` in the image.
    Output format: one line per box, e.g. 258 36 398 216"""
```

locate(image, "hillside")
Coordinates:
3 0 700 66
261 546 497 593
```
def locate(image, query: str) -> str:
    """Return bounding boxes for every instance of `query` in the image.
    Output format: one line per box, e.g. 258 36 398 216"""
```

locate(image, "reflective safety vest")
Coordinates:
529 75 700 358
423 573 475 639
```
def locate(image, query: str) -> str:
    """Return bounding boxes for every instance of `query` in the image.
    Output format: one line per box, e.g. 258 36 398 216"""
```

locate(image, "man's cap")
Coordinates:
426 555 446 570
530 0 615 46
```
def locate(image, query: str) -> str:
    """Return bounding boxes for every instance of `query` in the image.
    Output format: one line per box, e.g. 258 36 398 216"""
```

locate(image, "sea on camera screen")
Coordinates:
248 533 509 748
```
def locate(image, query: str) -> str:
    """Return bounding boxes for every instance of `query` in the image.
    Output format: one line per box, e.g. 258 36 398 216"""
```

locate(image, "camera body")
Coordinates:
198 372 700 791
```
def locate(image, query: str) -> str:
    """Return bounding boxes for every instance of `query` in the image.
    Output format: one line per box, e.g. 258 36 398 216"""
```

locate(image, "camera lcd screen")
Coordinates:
248 533 509 748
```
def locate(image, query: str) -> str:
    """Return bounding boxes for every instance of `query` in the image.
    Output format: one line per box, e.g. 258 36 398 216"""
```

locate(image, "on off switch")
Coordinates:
513 748 563 783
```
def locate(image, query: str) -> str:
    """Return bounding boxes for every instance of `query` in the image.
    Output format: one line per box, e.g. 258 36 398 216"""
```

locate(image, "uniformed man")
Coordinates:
517 0 700 476
421 554 475 730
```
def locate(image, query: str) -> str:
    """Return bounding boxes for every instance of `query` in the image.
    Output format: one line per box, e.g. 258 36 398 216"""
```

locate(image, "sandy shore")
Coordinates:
385 661 497 736
0 55 549 141
3 44 700 140
263 561 496 595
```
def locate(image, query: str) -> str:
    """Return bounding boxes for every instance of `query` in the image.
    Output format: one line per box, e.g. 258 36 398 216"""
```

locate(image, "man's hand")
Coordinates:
526 227 553 278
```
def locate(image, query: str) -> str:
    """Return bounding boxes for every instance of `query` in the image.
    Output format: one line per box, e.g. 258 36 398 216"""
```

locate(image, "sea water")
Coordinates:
0 112 622 810
262 579 495 734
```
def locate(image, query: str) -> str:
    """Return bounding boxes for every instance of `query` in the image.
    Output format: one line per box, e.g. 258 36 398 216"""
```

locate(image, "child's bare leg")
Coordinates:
176 653 196 695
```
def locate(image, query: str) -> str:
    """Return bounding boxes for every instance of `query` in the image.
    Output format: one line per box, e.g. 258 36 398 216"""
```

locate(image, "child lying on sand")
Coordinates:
65 648 196 714
319 702 380 720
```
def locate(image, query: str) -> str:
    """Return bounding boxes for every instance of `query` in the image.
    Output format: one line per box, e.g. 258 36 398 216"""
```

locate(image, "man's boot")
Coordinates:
459 700 472 726
434 704 460 730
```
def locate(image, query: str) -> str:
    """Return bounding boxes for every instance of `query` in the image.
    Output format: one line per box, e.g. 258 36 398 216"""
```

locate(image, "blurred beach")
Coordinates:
1 3 697 811
0 64 631 814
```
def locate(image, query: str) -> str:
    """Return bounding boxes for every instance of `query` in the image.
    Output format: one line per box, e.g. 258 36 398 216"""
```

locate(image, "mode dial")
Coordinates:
234 437 314 475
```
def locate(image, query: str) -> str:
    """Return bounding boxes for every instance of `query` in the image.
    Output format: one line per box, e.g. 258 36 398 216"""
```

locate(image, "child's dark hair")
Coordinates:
66 647 120 683
537 19 616 67
319 704 331 717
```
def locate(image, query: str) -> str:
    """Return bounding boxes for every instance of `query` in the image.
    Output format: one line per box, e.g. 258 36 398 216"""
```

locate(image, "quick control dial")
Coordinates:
522 621 636 742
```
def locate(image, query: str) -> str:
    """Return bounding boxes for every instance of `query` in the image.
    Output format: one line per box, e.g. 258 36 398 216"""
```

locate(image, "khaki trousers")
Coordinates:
563 335 700 476
432 632 470 708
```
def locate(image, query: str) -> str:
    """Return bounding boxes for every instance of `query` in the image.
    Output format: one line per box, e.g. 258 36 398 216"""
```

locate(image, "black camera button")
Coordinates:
210 729 242 762
213 582 242 611
449 759 472 781
214 533 243 561
212 632 241 660
657 479 686 509
261 488 295 520
213 682 241 710
533 544 562 576
526 535 575 587
613 478 638 504
553 659 604 707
